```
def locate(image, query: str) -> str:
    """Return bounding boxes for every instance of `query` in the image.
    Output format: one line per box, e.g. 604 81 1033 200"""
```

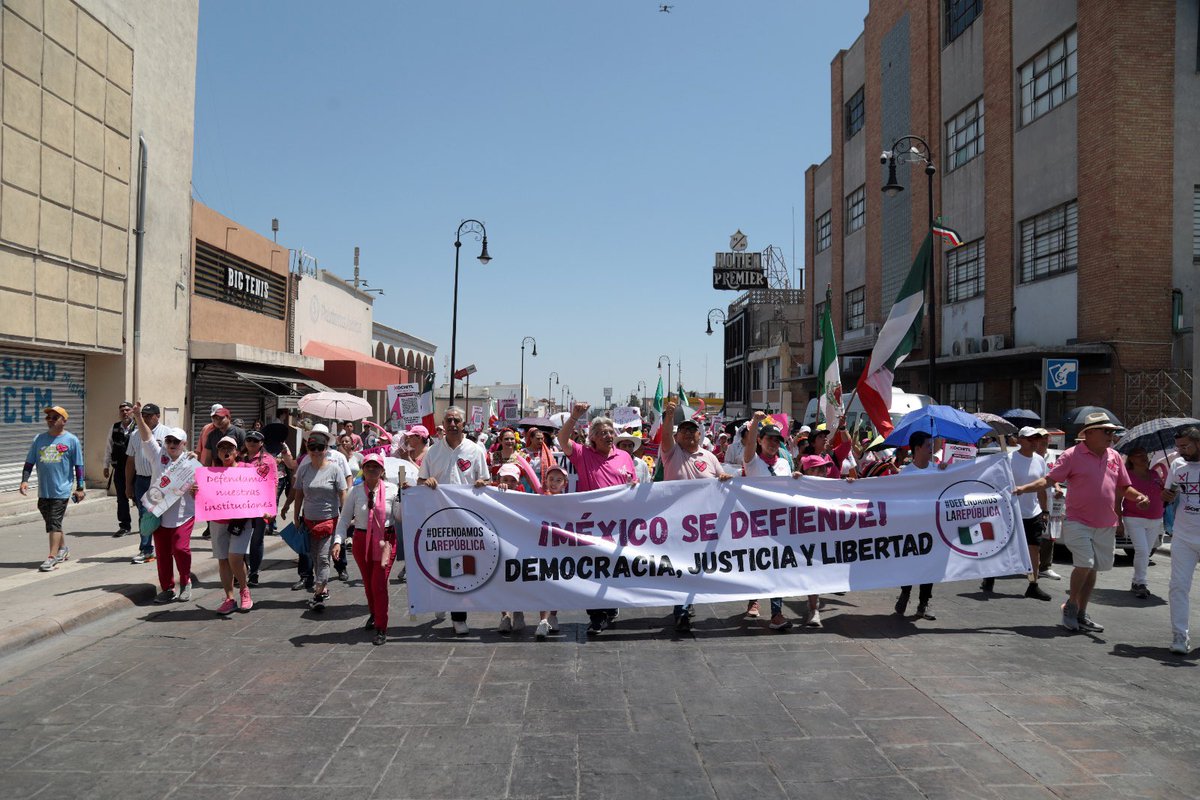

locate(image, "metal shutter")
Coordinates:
190 363 265 444
0 346 87 492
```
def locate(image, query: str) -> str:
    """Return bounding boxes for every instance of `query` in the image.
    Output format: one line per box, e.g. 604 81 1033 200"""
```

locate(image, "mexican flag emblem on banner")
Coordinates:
439 555 476 578
958 522 995 545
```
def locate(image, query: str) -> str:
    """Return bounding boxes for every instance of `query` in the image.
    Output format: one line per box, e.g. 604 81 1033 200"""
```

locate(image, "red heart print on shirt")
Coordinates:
457 458 471 472
256 463 270 478
696 461 708 472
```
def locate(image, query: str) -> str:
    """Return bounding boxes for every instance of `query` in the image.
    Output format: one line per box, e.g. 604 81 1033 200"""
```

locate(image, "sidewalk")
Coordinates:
0 495 291 657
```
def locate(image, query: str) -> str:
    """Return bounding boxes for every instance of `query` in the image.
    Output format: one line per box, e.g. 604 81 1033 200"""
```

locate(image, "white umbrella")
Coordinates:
298 391 373 421
385 457 419 487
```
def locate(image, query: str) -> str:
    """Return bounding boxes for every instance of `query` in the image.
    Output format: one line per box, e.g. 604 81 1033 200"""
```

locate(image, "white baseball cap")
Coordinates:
163 427 188 443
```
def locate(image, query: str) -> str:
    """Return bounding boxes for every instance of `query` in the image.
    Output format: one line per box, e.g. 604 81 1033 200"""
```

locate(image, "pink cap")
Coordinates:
497 463 521 479
216 435 239 449
800 455 829 472
362 453 385 468
406 425 430 440
212 407 230 418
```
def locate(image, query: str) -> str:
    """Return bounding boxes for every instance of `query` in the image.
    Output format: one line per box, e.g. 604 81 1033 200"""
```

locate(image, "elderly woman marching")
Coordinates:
334 453 400 645
292 429 347 611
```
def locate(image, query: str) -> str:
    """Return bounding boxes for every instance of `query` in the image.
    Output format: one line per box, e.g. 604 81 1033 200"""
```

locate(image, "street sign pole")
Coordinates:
1040 358 1047 430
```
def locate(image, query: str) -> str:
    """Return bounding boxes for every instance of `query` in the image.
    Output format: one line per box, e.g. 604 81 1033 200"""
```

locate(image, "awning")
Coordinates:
195 360 332 397
301 340 407 390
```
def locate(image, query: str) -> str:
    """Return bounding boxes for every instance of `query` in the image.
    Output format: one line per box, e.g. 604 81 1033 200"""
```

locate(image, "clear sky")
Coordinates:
192 0 870 409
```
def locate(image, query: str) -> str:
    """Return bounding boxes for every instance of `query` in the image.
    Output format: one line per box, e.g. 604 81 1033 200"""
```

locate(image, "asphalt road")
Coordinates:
0 546 1198 799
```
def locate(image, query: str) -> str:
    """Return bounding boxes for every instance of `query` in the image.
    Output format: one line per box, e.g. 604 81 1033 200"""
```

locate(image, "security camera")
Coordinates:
880 151 890 164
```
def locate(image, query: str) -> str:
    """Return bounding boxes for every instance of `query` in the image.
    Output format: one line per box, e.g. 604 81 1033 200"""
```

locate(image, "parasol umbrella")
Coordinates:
278 521 309 556
548 411 572 429
975 412 1017 436
883 404 994 446
1115 417 1200 456
1000 408 1041 427
384 457 420 487
1061 406 1122 440
518 416 561 430
297 391 373 422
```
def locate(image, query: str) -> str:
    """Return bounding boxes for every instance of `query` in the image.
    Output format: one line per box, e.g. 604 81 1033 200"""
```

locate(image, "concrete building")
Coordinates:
187 202 324 440
0 0 198 489
371 320 435 423
722 288 806 420
800 0 1200 427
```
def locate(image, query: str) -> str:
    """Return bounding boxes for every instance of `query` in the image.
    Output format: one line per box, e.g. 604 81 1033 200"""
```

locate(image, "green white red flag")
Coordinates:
932 222 963 248
817 285 842 426
855 232 932 437
419 372 436 431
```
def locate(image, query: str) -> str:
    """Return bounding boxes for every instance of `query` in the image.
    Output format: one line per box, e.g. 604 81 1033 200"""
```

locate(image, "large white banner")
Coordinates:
401 455 1030 613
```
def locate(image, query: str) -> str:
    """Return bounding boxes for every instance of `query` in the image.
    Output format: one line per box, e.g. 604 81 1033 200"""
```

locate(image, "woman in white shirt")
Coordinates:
334 453 400 645
132 402 197 606
742 410 800 632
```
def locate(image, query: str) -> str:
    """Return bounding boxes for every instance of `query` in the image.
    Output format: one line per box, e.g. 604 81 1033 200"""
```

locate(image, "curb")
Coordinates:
0 490 111 530
0 536 293 659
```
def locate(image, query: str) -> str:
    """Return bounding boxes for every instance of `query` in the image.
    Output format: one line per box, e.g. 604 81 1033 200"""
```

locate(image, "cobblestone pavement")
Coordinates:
1 549 1198 800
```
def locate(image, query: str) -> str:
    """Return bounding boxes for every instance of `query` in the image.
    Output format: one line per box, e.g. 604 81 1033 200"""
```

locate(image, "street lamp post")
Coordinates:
548 371 559 414
561 384 570 409
882 137 937 399
705 308 726 336
449 219 491 408
658 355 672 394
519 336 537 417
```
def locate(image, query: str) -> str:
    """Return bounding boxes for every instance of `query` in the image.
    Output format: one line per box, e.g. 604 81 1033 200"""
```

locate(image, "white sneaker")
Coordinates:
1039 568 1063 581
452 620 469 636
177 583 192 602
512 612 526 632
54 546 70 564
536 619 551 640
804 608 822 628
38 557 57 572
547 613 559 632
435 611 446 622
1170 634 1191 654
498 614 512 634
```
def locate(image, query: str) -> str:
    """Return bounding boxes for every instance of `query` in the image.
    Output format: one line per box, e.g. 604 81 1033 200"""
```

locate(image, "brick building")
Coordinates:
800 0 1200 427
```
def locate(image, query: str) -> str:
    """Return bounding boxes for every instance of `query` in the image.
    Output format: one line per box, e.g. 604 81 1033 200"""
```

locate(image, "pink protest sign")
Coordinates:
194 460 278 522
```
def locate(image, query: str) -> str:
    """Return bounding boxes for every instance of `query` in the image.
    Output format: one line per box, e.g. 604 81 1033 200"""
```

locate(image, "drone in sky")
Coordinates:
659 4 673 12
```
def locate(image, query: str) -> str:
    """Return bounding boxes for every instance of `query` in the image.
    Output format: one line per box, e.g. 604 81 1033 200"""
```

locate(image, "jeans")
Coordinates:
672 604 693 620
898 584 933 605
134 475 153 555
114 456 132 530
248 518 266 577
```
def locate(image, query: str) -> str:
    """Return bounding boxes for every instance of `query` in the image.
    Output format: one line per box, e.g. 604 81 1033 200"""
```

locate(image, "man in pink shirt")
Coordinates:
557 402 637 635
1016 412 1150 633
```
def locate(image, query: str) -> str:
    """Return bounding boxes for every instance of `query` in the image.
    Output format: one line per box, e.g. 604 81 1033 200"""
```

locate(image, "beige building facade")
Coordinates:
0 0 199 489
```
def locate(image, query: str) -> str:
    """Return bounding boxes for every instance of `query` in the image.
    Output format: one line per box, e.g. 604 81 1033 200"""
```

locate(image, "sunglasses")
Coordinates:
165 438 183 446
307 443 327 452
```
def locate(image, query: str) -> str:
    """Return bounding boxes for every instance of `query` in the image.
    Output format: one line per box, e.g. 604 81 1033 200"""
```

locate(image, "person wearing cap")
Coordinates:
557 402 638 636
530 463 570 640
209 435 256 614
397 425 430 467
334 453 400 645
492 462 531 634
203 407 246 467
894 431 939 620
239 429 274 586
20 406 85 572
614 429 651 484
282 423 354 590
1161 427 1200 653
986 428 1053 601
1016 412 1149 634
293 429 348 611
125 402 168 564
195 403 224 468
418 406 490 636
132 402 198 603
743 410 800 631
104 401 137 537
660 397 731 632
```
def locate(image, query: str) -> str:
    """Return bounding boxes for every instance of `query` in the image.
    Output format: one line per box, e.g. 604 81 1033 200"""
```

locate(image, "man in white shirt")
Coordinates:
985 428 1052 601
125 402 168 564
896 431 936 620
418 406 489 635
1163 427 1200 653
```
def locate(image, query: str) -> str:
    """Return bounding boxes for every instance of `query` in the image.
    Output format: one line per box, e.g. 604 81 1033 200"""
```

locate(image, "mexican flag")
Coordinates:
958 522 995 545
817 285 842 426
649 376 666 445
438 555 475 578
932 221 964 248
856 232 932 437
419 372 436 432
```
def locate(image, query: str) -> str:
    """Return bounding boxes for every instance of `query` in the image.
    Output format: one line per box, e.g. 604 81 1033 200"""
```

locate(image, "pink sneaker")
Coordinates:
216 598 237 615
239 587 253 612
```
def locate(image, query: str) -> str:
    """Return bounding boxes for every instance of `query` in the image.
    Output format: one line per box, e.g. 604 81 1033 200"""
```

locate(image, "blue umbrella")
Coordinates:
1000 408 1041 426
278 521 309 556
883 404 995 446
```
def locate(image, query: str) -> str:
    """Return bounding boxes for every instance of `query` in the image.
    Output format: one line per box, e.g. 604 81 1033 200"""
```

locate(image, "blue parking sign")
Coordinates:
1044 358 1079 392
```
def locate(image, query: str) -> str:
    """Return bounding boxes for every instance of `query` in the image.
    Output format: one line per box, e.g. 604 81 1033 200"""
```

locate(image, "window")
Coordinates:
815 211 832 253
946 382 983 412
814 300 827 328
751 363 762 391
946 238 985 302
945 98 984 171
844 87 865 140
945 0 982 44
767 358 780 390
1193 185 1199 264
845 287 865 331
846 186 865 233
1020 200 1077 283
1019 28 1078 126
